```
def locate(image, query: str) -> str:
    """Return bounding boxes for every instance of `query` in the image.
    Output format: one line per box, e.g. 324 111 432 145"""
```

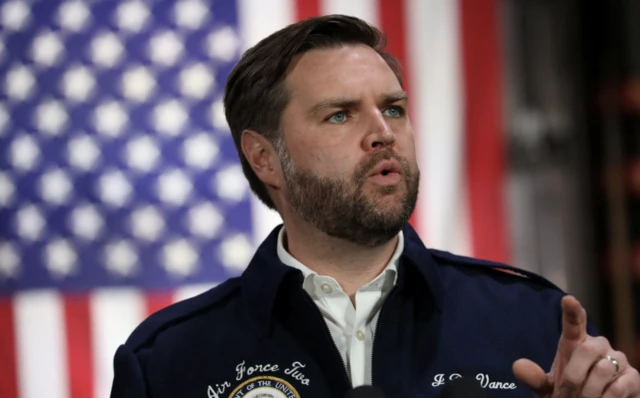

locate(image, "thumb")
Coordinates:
513 358 553 394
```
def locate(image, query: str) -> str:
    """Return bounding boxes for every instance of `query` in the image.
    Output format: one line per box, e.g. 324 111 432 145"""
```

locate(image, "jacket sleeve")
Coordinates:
110 344 149 398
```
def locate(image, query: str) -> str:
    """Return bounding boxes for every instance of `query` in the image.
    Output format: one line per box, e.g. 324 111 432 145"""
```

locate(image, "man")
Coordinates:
111 15 640 398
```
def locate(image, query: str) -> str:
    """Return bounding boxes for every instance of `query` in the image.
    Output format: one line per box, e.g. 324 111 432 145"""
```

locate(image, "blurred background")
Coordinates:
0 0 639 397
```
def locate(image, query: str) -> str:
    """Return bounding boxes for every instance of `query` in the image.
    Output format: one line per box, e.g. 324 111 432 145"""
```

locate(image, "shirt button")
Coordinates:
355 330 365 341
320 283 333 294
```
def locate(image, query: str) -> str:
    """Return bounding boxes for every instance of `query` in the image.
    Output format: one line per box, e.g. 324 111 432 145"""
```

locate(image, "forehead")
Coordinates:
284 45 402 104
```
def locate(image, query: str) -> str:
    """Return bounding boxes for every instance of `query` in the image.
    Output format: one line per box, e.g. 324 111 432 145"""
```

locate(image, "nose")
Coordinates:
362 110 396 151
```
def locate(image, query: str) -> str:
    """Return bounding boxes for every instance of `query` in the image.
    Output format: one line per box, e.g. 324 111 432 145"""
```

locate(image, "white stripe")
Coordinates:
249 200 283 247
14 290 69 398
236 0 292 246
173 283 219 303
91 288 145 398
407 0 471 255
455 183 472 256
237 0 295 51
321 0 379 26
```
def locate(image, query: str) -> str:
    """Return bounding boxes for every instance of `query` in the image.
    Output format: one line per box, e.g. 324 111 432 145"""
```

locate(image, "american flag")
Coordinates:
0 0 508 397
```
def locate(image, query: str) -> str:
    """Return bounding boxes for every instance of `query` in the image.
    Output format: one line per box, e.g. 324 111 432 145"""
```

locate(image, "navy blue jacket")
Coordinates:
110 224 597 398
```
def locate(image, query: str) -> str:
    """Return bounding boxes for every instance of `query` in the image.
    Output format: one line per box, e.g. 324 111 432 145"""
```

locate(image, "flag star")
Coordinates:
0 104 9 135
39 168 73 205
93 100 128 137
10 134 40 172
157 169 193 206
213 164 249 202
125 135 160 172
207 26 240 62
1 0 31 31
121 65 156 102
149 31 184 67
210 98 228 130
187 202 223 238
15 205 46 241
115 0 150 33
4 64 36 101
219 234 253 272
183 132 219 169
174 0 209 30
162 239 198 278
57 0 91 32
130 205 165 241
61 65 96 102
31 30 65 67
0 172 15 207
69 203 104 239
98 170 132 207
67 134 101 171
152 99 188 136
179 63 215 99
35 100 68 136
0 243 20 280
104 240 138 277
45 239 77 279
90 32 124 68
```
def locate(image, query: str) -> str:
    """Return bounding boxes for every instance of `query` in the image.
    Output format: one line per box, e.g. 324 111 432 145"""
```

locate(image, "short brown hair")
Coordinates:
223 14 403 210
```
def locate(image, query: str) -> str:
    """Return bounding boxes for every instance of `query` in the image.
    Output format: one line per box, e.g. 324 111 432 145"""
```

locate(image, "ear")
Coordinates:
240 130 283 189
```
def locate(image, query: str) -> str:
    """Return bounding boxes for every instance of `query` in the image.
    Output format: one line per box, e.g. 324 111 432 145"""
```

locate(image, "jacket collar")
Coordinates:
400 223 445 310
241 223 445 335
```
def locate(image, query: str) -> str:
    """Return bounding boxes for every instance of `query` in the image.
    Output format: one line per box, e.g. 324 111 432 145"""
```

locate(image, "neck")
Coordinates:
282 219 399 297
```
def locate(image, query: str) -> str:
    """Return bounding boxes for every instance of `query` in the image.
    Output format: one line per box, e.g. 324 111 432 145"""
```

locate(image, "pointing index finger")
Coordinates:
561 295 587 343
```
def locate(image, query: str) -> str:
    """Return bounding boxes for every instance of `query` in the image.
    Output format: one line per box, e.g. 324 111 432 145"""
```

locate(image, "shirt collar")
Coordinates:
241 224 444 336
275 227 401 295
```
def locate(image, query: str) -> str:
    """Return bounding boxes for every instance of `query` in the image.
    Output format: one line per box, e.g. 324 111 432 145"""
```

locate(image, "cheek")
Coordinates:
298 137 356 170
290 146 346 175
317 152 355 176
395 128 417 155
395 131 420 172
324 157 362 182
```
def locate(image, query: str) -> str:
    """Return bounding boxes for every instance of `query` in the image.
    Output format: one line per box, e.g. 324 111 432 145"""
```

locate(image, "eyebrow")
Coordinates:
307 90 409 115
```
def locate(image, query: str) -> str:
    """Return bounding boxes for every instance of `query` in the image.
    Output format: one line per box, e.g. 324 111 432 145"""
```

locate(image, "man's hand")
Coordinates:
512 295 640 397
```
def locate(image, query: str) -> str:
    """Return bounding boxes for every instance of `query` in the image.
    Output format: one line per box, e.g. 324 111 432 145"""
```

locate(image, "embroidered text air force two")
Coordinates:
110 224 597 398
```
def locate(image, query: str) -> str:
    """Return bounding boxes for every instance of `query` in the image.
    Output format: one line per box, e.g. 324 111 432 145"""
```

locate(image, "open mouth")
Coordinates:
368 159 402 177
368 160 403 186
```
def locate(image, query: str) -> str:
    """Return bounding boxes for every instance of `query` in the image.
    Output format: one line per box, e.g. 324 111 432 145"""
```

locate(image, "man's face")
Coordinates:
277 44 420 247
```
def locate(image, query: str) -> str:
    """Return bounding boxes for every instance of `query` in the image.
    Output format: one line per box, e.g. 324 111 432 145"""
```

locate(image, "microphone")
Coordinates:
343 385 386 398
440 377 487 398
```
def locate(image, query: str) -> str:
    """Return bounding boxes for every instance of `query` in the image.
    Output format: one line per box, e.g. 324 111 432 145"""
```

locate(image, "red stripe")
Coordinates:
145 292 175 316
0 297 18 398
459 0 509 262
64 294 94 398
378 0 420 230
378 0 408 89
295 0 320 20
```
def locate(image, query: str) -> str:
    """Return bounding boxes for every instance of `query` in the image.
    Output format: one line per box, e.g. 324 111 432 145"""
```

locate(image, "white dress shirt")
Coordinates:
276 228 402 387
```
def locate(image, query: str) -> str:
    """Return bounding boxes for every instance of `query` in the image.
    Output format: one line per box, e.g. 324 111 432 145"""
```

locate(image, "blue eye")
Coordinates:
383 106 404 118
327 111 347 123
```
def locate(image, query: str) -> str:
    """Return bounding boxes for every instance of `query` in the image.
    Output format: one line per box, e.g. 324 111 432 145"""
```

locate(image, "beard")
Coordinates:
278 145 420 247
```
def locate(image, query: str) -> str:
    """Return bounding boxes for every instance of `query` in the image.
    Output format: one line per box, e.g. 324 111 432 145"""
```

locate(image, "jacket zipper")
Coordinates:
371 285 399 385
302 291 351 387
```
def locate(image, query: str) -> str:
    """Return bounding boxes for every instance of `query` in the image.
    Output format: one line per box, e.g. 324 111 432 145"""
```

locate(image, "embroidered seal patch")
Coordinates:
227 376 300 398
